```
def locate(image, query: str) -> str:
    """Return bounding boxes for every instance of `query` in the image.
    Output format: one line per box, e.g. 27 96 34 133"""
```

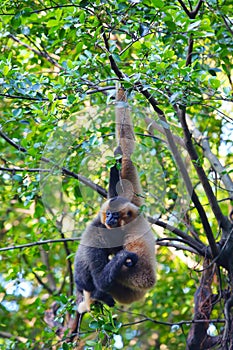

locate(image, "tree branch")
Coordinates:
186 259 218 350
117 308 225 327
186 35 194 66
0 331 28 343
186 115 233 200
178 108 232 236
8 34 63 70
145 117 186 148
191 0 204 19
138 89 219 258
156 238 203 255
149 217 208 257
0 129 107 198
22 254 55 294
101 28 219 258
56 216 74 297
0 93 48 101
0 238 80 253
0 87 115 101
0 167 51 173
177 0 203 19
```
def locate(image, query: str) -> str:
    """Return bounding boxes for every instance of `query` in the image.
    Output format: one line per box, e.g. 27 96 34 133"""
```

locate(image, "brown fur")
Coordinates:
100 198 156 304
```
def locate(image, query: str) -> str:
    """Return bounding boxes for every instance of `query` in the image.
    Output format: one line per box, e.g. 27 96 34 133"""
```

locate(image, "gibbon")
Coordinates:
74 88 156 313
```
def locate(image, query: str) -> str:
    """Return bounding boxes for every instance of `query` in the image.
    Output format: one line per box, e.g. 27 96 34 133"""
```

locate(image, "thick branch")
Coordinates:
186 259 218 350
137 87 219 258
178 109 231 235
186 115 233 200
178 0 203 19
101 30 218 258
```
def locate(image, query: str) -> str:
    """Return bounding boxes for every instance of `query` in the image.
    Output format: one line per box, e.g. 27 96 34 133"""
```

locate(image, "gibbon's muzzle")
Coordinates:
105 210 119 228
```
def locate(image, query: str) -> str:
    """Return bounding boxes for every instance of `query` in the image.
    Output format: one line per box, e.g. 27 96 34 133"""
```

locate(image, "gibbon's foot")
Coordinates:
77 290 91 314
77 300 89 314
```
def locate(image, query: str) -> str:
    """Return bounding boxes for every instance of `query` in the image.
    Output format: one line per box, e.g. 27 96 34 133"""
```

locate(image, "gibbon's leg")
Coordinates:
91 290 115 307
88 248 138 292
74 256 95 294
78 289 115 313
110 282 146 304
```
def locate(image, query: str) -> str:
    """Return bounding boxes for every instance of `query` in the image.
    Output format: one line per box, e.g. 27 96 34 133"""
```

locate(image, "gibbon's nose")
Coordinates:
105 211 119 228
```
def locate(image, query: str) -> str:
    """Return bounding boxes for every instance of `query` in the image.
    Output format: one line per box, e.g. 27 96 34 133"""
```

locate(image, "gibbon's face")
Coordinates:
101 197 139 229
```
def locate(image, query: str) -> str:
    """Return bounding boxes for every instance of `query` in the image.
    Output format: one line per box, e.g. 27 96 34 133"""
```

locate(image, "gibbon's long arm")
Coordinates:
115 87 135 158
74 245 138 312
88 248 138 291
109 87 143 207
108 158 121 199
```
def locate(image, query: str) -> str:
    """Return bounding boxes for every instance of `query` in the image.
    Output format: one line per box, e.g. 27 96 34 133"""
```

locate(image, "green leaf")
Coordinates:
187 20 201 31
86 340 98 346
79 11 86 24
89 321 100 330
209 77 221 89
12 174 23 182
151 0 164 8
47 19 59 27
67 94 76 104
59 294 68 304
3 65 10 76
62 343 69 350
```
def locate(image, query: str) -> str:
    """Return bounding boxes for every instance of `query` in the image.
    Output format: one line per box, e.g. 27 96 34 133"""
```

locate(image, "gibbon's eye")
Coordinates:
106 210 111 217
127 210 132 217
105 210 120 228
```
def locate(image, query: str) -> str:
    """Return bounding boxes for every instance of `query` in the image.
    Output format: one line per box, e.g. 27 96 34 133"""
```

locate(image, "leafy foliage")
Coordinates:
0 0 233 349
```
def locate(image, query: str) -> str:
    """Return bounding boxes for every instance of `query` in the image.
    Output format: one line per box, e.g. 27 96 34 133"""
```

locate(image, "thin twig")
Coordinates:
0 237 80 253
0 129 107 197
149 217 206 254
22 254 55 294
56 215 74 296
8 34 62 70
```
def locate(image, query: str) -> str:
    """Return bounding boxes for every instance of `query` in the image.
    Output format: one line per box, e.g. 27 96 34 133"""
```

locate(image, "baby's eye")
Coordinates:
106 210 111 217
127 211 132 217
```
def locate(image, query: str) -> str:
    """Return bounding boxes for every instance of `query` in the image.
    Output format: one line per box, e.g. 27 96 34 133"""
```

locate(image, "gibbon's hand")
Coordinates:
122 251 138 267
